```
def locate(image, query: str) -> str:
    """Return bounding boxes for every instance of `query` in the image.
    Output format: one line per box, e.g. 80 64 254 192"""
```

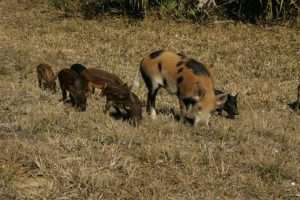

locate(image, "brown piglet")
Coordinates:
36 63 57 92
70 64 125 92
101 83 142 126
58 68 89 111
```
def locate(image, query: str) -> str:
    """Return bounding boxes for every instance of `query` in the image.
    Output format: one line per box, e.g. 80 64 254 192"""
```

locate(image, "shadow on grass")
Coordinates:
156 107 239 125
107 106 194 126
108 108 139 127
288 101 300 112
154 107 195 126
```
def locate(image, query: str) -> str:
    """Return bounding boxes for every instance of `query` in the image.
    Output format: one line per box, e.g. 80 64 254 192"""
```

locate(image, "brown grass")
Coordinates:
0 0 300 199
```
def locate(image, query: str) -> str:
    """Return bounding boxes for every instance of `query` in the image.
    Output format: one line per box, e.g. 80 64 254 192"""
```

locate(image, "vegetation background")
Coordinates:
0 0 299 199
49 0 300 23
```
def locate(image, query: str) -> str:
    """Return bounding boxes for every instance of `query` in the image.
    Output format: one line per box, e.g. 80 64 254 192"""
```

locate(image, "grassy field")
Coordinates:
0 0 299 199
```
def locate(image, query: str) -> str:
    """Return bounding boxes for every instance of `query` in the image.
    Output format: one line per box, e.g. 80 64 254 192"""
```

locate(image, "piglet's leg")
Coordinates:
104 101 112 114
297 85 300 111
113 106 122 114
61 89 67 102
70 95 75 106
178 98 185 123
38 78 42 88
147 88 159 119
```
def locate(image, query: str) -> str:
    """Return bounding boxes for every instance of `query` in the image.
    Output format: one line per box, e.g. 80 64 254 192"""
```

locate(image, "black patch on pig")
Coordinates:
176 61 184 67
70 63 87 74
177 67 184 73
182 97 197 108
158 62 162 72
186 59 210 76
177 76 184 85
163 78 167 86
177 53 186 58
149 50 164 59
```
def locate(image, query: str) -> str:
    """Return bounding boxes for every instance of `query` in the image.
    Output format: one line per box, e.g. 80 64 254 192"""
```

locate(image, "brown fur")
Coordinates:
36 63 57 92
139 50 227 126
58 68 89 111
81 68 124 91
101 83 142 126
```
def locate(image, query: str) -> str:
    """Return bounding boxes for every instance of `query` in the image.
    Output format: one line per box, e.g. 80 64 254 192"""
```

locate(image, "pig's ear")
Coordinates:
216 93 228 109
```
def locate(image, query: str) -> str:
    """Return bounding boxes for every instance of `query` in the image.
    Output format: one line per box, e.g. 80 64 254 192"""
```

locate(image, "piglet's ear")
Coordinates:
216 93 228 109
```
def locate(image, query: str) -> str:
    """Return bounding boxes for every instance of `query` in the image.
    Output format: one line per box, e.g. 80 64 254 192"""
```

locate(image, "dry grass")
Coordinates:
0 0 300 199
